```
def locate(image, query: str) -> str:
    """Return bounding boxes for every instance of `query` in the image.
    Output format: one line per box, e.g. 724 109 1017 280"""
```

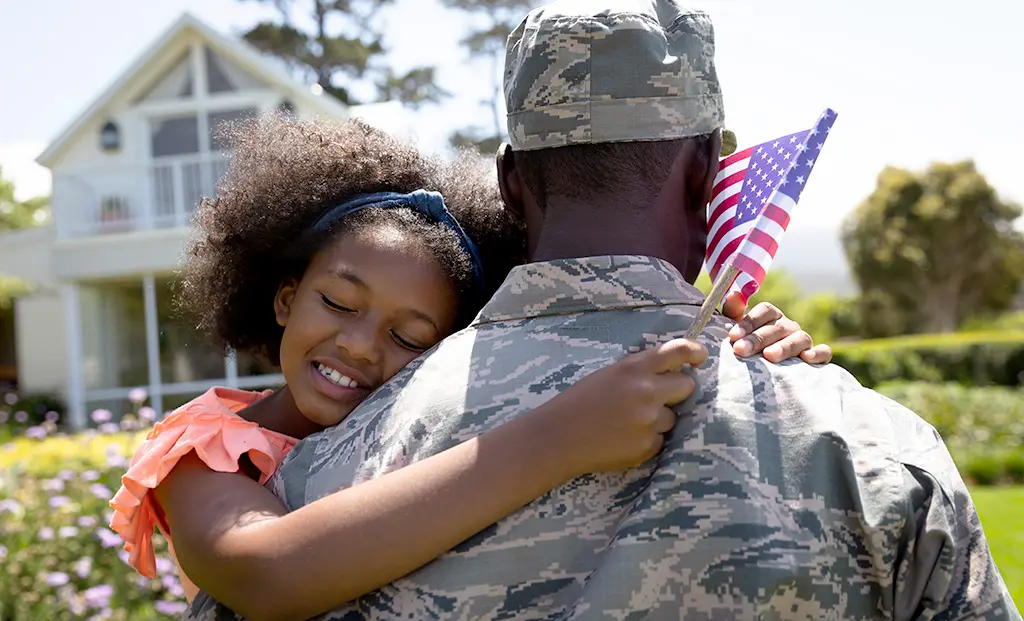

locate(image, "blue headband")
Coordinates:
308 190 486 299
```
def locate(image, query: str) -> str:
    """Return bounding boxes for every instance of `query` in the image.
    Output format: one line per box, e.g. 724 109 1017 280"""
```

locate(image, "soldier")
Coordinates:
185 0 1020 619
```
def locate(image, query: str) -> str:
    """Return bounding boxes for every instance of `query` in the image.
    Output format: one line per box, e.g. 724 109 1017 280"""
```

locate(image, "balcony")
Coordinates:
54 153 231 238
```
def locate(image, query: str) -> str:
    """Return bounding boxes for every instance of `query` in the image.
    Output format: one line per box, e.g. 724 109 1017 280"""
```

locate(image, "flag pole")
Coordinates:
684 263 740 340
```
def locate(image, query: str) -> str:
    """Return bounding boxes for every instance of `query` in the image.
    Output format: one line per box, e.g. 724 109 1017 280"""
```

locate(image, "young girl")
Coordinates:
109 117 831 621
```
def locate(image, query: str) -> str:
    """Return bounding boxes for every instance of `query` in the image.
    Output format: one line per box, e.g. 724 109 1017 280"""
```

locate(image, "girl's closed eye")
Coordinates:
391 330 429 353
320 293 354 313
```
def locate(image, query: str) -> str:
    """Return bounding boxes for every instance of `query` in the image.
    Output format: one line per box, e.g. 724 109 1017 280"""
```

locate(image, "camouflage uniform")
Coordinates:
184 2 1019 620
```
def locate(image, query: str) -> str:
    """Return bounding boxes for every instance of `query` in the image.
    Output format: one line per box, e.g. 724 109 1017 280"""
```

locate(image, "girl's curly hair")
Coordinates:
177 114 525 365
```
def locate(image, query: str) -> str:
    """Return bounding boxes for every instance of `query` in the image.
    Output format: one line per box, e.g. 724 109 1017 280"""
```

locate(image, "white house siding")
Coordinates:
15 292 67 395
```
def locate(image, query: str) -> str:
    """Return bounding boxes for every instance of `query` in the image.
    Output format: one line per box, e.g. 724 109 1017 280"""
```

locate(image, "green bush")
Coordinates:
1 427 186 619
876 382 1024 485
832 331 1024 388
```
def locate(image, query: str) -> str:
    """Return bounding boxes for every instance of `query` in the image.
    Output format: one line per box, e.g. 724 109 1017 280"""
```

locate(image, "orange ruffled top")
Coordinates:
108 387 298 579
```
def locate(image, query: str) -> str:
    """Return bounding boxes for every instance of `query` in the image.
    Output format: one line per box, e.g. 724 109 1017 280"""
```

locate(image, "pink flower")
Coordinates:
91 409 112 423
128 388 149 404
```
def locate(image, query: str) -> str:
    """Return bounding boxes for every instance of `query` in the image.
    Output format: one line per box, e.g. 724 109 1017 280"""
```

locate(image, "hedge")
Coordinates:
875 381 1024 486
832 331 1024 388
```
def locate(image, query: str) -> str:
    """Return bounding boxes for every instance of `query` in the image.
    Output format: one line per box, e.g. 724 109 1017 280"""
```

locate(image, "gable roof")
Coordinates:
36 13 352 169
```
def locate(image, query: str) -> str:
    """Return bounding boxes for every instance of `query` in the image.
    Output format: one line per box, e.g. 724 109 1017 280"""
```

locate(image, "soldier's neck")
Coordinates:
530 201 685 272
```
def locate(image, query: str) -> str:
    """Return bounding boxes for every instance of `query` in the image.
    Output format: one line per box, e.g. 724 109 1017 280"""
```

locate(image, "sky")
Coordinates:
1 0 1022 279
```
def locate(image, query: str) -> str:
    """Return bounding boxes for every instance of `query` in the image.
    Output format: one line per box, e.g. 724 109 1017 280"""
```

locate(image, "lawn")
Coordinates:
973 486 1024 610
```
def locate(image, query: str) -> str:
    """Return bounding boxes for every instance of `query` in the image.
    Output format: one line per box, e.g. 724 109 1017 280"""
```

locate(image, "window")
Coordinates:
80 281 148 390
205 46 268 93
133 51 193 103
156 279 226 385
150 115 200 158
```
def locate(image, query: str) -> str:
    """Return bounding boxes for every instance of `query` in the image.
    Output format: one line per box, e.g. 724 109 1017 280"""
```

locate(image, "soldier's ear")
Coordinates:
496 143 525 220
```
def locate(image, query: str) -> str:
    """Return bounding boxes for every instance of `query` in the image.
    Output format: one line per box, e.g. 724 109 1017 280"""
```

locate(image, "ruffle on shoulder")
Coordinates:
108 390 296 578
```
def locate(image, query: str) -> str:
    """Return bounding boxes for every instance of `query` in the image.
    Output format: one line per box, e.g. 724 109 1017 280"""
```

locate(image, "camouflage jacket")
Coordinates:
184 255 1019 621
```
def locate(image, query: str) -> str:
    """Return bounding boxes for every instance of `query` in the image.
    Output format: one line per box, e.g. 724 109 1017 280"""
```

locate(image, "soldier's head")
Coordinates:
496 0 724 282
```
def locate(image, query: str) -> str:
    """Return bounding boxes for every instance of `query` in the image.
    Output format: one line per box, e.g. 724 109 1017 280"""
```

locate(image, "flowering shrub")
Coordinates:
0 391 187 619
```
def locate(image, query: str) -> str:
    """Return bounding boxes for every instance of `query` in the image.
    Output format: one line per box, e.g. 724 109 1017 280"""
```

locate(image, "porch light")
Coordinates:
100 121 120 152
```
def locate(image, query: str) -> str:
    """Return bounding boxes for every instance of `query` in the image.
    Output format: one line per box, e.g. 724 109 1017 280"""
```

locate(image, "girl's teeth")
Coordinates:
317 364 357 388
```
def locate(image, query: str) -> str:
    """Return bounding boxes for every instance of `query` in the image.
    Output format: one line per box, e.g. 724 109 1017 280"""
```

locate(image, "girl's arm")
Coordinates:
157 414 566 621
155 338 708 621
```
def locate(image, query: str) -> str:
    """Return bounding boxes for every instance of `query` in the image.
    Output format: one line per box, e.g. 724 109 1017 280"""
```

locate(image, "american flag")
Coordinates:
705 108 837 302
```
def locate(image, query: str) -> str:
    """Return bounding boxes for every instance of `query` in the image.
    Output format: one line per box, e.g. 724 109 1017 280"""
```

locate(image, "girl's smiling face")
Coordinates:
274 225 460 428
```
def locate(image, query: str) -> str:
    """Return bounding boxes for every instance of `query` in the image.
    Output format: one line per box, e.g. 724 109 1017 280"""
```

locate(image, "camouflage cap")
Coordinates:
504 0 725 151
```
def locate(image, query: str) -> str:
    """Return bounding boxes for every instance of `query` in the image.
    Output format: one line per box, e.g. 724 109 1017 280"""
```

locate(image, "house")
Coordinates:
0 13 409 428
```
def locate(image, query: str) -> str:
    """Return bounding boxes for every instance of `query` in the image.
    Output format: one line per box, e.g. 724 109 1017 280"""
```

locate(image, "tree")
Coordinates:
841 160 1024 336
0 167 48 308
238 0 447 107
0 166 49 232
440 0 531 153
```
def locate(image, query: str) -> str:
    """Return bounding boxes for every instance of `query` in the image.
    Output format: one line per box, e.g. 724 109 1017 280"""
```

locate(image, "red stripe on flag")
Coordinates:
710 235 744 280
762 203 791 229
745 228 779 258
706 212 740 265
708 193 740 230
711 169 747 199
740 279 760 302
721 146 754 168
731 252 767 286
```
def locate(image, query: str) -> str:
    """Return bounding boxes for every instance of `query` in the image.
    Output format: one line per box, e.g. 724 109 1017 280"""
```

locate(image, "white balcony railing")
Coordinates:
54 153 232 238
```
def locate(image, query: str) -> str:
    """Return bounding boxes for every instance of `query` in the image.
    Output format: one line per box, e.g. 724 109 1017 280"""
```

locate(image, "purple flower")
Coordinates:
45 410 60 422
42 478 66 493
78 515 98 528
38 526 55 541
13 410 28 423
83 584 114 609
161 573 180 590
95 527 122 549
45 571 70 586
0 411 8 424
58 469 76 480
98 422 119 434
89 483 113 499
154 600 188 616
3 392 17 405
63 591 87 616
49 495 71 509
155 556 175 575
128 388 148 404
117 549 130 565
24 425 46 439
73 555 93 578
0 545 6 560
105 453 128 469
139 406 156 422
91 409 112 423
59 526 79 538
0 499 21 513
80 469 100 482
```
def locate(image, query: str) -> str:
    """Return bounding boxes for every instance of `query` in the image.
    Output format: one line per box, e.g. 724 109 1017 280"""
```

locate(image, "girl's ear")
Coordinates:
274 279 299 327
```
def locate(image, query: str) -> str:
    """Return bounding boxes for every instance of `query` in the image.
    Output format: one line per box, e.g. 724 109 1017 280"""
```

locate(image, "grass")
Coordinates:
973 486 1024 610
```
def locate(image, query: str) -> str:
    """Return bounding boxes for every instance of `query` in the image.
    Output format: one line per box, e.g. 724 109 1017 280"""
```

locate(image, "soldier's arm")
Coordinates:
894 426 1020 620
